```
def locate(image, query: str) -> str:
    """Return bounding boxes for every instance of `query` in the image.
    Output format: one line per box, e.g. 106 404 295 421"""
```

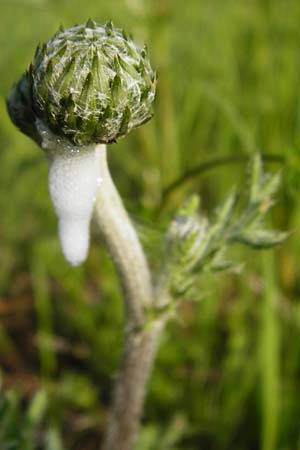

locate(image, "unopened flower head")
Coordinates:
7 19 156 147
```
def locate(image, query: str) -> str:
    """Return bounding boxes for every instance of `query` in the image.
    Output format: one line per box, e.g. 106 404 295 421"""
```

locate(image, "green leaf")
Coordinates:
235 229 288 248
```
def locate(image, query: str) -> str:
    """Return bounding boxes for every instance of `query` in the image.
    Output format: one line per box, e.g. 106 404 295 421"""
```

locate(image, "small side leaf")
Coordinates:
235 229 288 248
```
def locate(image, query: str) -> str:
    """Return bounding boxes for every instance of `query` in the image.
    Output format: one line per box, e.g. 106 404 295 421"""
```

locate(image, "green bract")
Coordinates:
7 20 156 146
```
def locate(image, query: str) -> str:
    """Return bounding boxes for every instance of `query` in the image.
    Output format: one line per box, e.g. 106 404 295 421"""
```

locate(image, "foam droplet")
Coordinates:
48 146 103 265
58 218 90 266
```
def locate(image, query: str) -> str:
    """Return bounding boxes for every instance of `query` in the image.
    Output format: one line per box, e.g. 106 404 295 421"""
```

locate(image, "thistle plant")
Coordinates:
7 20 286 450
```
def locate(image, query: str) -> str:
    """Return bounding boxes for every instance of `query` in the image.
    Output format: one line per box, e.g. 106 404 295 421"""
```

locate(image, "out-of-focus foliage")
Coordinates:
0 388 63 450
1 1 300 449
159 155 285 303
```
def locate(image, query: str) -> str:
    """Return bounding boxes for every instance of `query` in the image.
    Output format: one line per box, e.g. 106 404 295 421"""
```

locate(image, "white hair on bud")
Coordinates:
48 146 103 266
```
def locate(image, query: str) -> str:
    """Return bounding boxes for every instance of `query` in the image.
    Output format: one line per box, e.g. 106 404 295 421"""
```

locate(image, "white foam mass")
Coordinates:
48 147 102 266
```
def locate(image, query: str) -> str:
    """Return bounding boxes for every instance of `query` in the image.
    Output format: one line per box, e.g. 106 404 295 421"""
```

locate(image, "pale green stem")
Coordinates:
94 145 165 450
261 252 280 450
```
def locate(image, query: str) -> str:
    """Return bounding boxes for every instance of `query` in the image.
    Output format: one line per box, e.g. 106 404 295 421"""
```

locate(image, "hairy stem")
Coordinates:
102 324 163 450
95 144 153 326
94 145 164 450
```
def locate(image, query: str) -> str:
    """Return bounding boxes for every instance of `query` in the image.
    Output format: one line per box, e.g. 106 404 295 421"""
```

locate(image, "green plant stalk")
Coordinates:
94 145 165 450
261 252 280 450
161 153 284 207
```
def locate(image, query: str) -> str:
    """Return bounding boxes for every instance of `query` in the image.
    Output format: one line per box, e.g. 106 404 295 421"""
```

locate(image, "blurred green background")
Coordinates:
1 0 300 449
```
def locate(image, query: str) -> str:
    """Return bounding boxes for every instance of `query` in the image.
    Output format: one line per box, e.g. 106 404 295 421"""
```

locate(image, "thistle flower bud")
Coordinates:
7 19 156 146
6 21 157 266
